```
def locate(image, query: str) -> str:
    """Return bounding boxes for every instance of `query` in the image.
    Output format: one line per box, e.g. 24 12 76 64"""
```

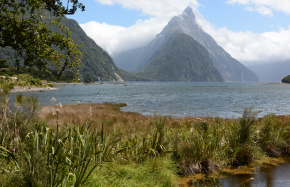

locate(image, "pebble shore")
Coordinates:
11 86 60 93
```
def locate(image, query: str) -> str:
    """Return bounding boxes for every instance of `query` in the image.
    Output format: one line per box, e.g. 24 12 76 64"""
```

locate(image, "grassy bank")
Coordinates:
1 90 290 186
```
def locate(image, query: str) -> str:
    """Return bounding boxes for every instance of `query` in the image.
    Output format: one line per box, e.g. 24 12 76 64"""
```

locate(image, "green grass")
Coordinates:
87 156 178 187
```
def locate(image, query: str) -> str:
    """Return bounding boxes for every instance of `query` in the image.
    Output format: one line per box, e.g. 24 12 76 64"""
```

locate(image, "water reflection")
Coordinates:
196 158 290 187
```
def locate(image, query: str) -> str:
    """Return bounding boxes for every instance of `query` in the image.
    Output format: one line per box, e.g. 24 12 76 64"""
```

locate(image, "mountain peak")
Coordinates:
182 6 195 20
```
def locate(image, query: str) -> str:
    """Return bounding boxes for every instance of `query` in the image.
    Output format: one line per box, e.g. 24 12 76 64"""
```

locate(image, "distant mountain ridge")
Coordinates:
247 61 290 82
136 33 224 82
113 7 259 82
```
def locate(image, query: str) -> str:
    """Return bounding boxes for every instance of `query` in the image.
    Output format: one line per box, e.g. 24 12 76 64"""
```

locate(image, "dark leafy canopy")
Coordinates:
282 75 290 83
0 0 85 77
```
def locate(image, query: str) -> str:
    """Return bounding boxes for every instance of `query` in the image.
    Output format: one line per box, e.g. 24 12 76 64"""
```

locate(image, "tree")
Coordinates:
282 75 290 83
0 0 85 78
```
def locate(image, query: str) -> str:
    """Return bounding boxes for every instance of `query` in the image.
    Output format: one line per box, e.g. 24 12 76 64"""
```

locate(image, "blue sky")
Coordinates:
68 2 151 27
67 0 290 65
68 0 290 33
198 0 290 33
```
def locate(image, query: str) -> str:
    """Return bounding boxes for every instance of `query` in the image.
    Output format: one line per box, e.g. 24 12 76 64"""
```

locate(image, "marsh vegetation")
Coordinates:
1 83 290 186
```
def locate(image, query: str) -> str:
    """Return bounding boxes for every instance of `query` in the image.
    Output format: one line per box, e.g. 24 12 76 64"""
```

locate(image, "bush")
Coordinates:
29 77 42 86
282 75 290 83
17 74 43 87
233 145 255 166
259 114 290 157
260 114 277 145
18 74 33 81
238 107 259 144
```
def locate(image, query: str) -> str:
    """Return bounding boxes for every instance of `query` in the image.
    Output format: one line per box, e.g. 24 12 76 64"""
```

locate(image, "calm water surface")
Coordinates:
218 158 290 187
10 81 290 118
194 158 290 187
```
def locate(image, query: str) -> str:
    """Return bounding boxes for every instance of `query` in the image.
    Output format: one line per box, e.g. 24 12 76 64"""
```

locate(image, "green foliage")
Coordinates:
0 0 85 77
18 74 42 86
0 0 151 82
51 17 119 81
238 107 259 144
0 86 117 186
0 59 9 69
176 123 222 175
260 114 277 145
88 157 178 187
0 13 145 82
258 114 290 157
84 76 94 83
17 73 33 81
0 63 76 82
137 34 224 82
282 75 290 83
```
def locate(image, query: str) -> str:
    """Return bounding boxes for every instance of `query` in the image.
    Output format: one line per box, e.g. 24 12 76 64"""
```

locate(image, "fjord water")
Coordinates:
11 82 290 118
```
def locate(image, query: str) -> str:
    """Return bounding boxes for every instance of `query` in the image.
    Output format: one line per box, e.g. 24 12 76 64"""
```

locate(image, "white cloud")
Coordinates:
256 6 273 16
80 0 200 56
227 0 290 15
80 22 126 55
81 17 168 55
194 13 290 65
80 0 290 66
245 6 254 11
244 5 274 17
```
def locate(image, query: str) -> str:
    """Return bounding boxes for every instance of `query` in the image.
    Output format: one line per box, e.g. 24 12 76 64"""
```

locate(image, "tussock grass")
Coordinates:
38 103 290 176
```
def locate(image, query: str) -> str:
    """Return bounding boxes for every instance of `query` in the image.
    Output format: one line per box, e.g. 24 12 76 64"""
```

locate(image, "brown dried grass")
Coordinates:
38 103 156 135
38 103 229 136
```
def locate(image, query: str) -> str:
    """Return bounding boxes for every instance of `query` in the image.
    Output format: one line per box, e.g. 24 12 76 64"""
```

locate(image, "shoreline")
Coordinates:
259 82 290 85
11 86 60 93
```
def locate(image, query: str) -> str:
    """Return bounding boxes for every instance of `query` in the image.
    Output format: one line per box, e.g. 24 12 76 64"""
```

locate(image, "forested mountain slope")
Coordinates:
137 34 224 82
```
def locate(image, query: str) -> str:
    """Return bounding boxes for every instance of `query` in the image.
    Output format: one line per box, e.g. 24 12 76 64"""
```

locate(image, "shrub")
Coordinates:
259 114 290 157
29 77 42 86
282 75 290 83
238 107 259 144
233 145 255 166
260 114 277 144
18 74 33 81
17 74 43 87
176 122 221 175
